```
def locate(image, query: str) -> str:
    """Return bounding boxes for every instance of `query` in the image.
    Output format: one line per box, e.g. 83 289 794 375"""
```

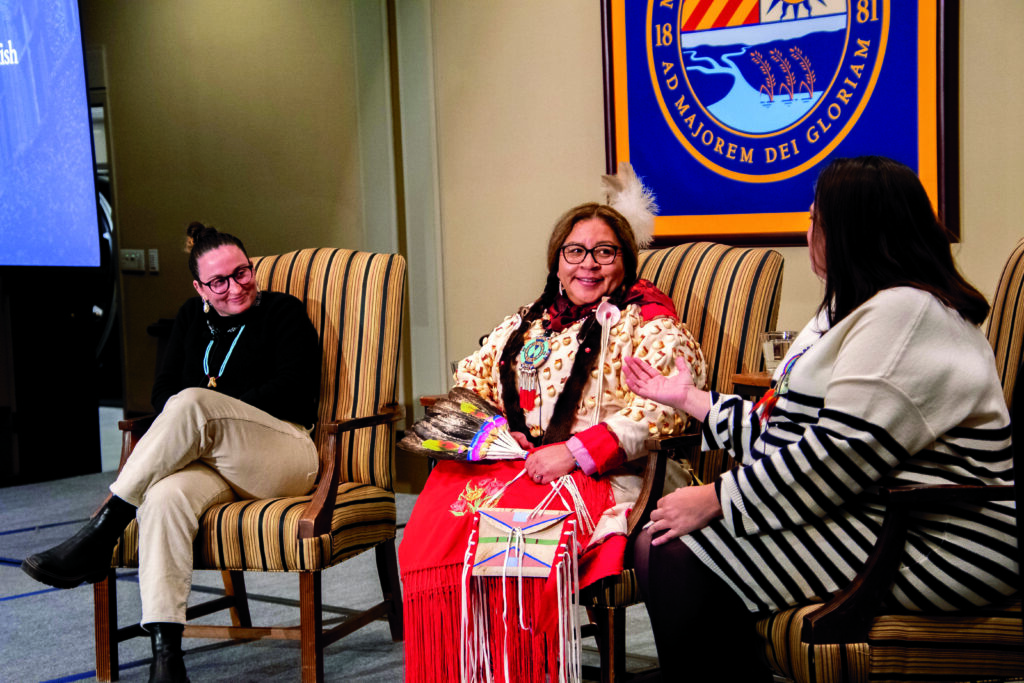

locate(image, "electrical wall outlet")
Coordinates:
148 248 160 273
119 248 145 272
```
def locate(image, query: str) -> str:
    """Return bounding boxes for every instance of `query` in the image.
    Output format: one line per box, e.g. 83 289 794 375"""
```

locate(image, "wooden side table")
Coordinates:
731 371 772 401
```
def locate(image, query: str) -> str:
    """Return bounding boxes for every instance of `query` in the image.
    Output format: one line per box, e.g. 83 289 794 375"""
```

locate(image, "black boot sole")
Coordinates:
20 555 108 589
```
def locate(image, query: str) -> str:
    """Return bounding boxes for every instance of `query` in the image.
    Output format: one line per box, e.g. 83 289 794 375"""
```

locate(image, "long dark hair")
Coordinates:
814 156 988 326
185 221 248 280
499 203 640 446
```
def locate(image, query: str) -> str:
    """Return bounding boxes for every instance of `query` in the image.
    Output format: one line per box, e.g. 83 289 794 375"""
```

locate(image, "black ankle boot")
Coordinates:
21 495 136 588
148 623 190 683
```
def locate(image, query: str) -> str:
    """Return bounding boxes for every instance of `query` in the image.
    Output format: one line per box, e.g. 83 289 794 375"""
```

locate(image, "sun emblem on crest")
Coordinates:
767 0 829 21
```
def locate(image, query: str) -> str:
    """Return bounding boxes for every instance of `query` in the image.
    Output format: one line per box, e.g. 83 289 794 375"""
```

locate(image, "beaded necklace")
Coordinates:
203 325 246 388
751 347 807 425
517 328 552 411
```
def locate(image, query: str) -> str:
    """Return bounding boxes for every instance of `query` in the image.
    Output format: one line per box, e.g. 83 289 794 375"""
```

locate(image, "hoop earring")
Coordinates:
558 281 565 296
203 299 210 314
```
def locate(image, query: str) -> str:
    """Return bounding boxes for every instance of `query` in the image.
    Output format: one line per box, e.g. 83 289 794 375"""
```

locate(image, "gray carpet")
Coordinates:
1 471 660 682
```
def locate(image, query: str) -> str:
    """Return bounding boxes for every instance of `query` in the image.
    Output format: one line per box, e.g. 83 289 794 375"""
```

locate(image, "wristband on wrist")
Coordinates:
566 435 597 475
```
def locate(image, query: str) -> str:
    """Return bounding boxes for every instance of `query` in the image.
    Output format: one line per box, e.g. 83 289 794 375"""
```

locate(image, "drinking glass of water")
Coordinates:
760 331 797 373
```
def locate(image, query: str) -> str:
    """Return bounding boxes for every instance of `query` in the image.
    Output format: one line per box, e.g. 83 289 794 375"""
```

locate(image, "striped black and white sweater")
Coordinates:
685 287 1017 614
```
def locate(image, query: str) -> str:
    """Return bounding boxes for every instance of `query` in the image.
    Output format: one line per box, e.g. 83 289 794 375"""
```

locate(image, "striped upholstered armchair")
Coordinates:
749 237 1024 683
581 242 785 682
93 248 407 683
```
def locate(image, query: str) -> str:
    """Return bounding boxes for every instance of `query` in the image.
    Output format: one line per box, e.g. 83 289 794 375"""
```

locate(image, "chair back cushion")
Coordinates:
253 248 407 491
638 242 784 395
985 236 1024 407
638 242 783 483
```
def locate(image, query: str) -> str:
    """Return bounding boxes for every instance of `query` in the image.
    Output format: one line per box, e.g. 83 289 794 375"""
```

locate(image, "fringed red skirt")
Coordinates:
400 460 625 683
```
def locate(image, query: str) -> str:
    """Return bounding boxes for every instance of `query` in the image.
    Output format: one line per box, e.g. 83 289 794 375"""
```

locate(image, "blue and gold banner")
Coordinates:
608 0 946 242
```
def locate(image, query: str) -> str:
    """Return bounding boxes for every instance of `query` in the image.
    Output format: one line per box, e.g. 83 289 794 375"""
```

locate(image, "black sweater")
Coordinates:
151 291 321 426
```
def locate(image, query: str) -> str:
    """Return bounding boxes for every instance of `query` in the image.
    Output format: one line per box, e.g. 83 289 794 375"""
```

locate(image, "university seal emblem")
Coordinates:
648 0 888 183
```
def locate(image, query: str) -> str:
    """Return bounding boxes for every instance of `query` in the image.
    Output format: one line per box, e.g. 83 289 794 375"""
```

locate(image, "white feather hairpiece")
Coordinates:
601 162 658 248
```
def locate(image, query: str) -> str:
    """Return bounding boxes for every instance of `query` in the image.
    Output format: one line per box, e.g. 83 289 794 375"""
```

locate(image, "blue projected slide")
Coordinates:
0 0 99 267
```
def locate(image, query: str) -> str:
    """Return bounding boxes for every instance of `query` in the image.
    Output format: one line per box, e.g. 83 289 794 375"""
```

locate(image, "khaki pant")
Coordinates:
109 388 319 625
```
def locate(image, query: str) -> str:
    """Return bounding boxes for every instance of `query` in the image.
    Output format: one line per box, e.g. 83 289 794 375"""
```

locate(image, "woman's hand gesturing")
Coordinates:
623 355 709 419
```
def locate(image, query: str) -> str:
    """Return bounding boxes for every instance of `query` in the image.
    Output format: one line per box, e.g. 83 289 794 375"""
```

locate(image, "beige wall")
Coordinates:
431 1 607 362
955 1 1024 311
433 1 1024 351
80 1 366 413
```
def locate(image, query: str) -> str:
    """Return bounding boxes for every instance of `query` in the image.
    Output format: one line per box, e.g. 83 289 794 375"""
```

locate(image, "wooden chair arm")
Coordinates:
117 414 158 472
644 432 700 454
322 405 405 435
118 414 158 433
801 483 1014 644
298 404 404 539
625 430 701 543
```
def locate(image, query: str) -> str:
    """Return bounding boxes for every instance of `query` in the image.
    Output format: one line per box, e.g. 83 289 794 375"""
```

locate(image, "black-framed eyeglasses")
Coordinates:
560 244 620 265
199 264 253 294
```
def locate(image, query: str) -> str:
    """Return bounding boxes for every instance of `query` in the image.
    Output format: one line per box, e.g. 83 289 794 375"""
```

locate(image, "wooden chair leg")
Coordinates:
589 604 626 683
220 570 252 627
93 569 119 682
375 539 404 641
300 572 325 683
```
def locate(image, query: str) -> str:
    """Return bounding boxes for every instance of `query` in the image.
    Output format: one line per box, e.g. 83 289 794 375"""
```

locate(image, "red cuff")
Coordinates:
570 424 624 475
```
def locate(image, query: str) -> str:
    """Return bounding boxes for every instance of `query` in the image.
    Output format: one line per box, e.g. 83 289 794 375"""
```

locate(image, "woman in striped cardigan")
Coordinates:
623 156 1017 681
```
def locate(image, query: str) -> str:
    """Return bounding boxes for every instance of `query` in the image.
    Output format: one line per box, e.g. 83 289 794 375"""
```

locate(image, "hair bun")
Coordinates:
185 221 217 254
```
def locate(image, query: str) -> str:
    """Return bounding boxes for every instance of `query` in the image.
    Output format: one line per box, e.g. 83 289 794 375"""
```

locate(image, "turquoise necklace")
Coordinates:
517 328 552 412
203 325 246 388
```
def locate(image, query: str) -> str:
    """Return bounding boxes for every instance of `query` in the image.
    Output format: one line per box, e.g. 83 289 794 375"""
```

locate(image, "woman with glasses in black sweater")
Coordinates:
23 222 321 683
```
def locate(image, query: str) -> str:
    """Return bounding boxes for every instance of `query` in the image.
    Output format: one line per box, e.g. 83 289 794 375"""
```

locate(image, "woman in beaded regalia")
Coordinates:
399 165 706 682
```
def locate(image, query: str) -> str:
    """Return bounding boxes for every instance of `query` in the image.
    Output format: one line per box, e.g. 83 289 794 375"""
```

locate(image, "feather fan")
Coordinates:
399 387 528 461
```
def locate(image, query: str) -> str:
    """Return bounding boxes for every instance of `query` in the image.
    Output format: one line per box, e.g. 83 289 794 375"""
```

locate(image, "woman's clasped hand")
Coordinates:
646 483 722 544
523 441 577 485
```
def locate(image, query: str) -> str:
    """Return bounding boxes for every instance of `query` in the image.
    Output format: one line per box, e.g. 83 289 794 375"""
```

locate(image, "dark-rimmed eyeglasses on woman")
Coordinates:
199 264 254 294
560 244 620 265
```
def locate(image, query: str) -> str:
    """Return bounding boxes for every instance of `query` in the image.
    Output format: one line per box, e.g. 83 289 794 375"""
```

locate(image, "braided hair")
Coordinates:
499 203 640 446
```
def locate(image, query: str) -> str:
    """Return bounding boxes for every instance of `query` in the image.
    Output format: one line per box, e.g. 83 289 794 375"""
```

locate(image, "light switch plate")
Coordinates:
119 248 145 272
